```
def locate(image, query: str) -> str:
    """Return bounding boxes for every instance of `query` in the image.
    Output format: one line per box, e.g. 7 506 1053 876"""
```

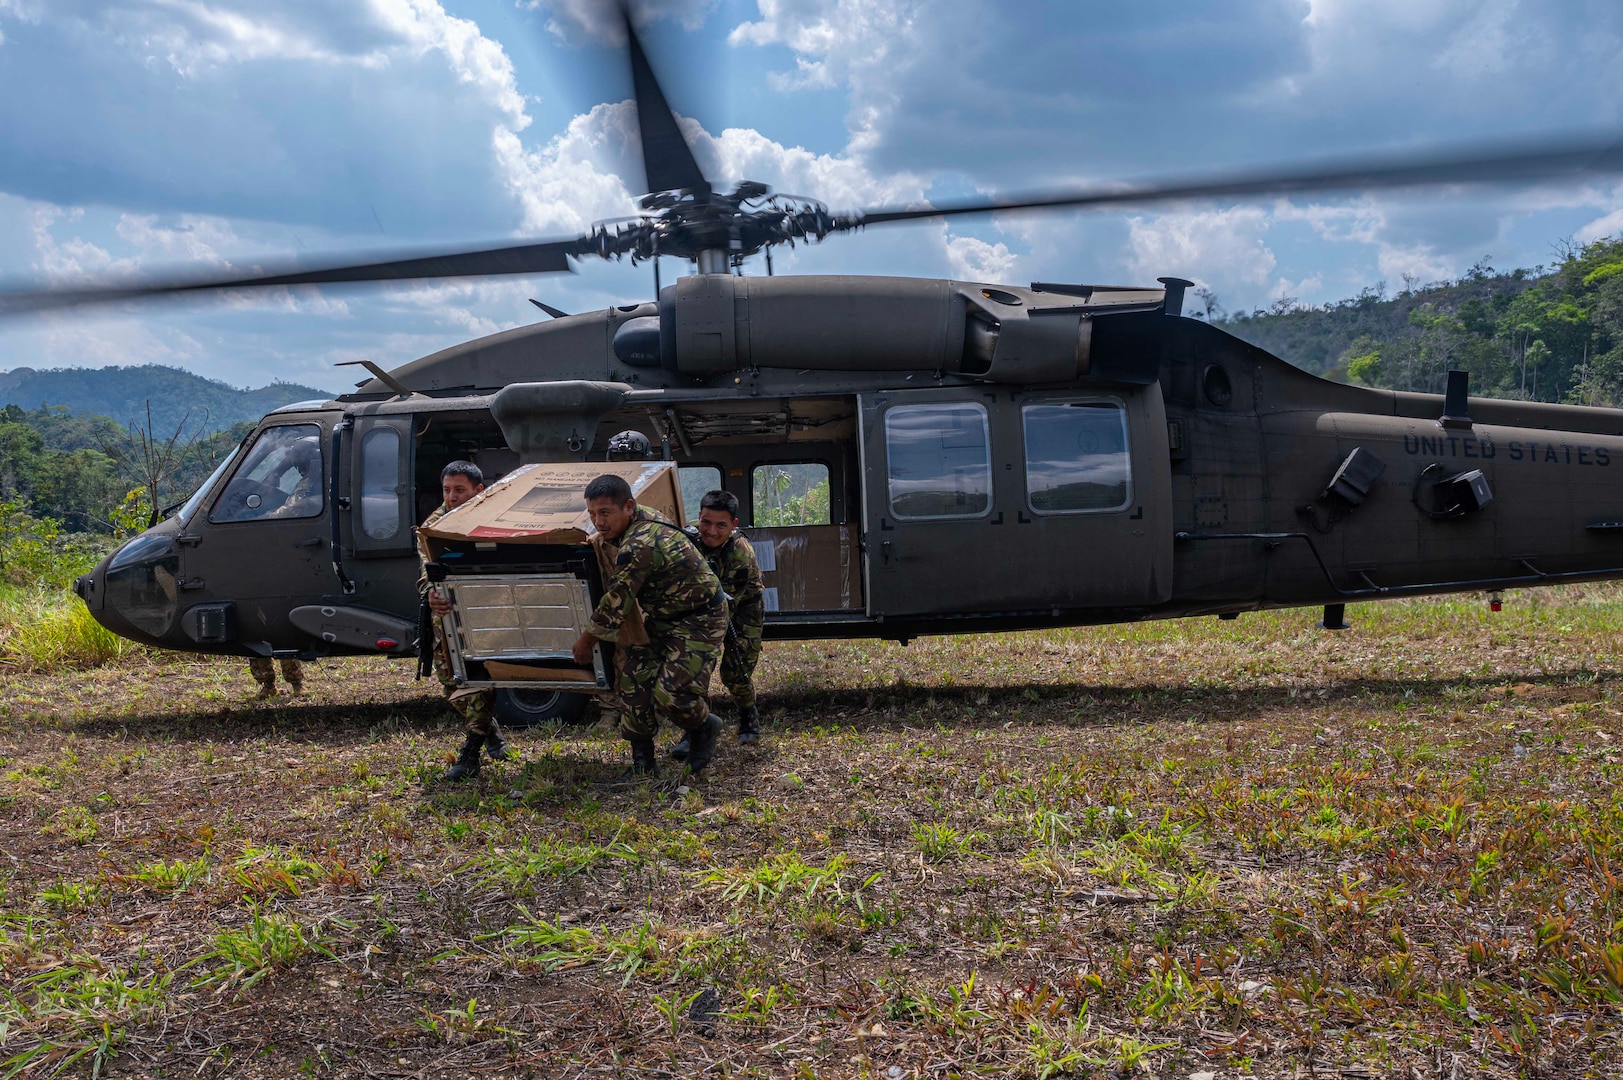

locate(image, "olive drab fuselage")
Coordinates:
74 273 1623 660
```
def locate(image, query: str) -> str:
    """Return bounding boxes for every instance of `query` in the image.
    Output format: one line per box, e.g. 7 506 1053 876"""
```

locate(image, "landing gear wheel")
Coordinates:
494 688 590 728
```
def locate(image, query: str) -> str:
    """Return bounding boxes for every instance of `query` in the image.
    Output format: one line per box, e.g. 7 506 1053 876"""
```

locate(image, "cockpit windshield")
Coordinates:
176 445 242 524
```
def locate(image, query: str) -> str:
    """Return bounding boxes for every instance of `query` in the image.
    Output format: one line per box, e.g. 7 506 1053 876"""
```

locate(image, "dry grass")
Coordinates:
2 586 1622 1078
0 587 136 673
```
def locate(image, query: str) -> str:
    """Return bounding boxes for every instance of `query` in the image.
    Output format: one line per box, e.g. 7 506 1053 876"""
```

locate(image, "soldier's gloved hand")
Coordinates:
571 632 597 666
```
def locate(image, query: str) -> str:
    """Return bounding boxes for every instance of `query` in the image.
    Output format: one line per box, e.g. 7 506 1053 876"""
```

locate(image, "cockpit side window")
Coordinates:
210 424 325 523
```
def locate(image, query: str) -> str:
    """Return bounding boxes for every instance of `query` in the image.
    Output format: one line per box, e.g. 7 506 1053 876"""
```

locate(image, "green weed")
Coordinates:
702 852 857 904
192 911 324 990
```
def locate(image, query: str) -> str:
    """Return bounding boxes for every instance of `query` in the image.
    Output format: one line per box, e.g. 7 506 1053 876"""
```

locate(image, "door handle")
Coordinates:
293 537 323 548
881 540 892 566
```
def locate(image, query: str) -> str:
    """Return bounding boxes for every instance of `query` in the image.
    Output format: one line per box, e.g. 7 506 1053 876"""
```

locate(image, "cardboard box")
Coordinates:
747 524 862 612
419 461 685 556
417 462 682 694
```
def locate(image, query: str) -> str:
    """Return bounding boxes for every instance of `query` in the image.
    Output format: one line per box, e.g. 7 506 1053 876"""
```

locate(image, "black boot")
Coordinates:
668 735 691 762
485 724 511 762
683 714 723 774
737 705 760 745
614 735 659 782
444 732 483 781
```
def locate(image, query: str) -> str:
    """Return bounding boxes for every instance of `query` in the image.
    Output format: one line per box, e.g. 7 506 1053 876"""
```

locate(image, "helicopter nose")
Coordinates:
74 571 101 610
90 532 184 645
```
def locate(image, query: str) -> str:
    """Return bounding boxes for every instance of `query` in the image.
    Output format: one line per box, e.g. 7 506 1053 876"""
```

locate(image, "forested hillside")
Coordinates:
0 404 247 534
1217 236 1623 406
0 364 329 435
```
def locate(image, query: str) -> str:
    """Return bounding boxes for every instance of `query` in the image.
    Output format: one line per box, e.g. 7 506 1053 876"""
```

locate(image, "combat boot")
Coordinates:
484 724 511 762
668 735 691 762
443 732 483 781
737 705 760 745
614 736 659 782
682 714 723 774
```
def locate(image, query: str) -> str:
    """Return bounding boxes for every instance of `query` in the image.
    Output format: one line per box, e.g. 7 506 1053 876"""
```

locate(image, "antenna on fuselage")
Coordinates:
336 360 412 398
528 299 570 319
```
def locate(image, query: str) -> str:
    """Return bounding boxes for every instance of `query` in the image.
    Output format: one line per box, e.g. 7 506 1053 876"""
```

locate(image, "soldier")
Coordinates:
671 489 764 761
247 657 303 698
571 473 727 778
266 435 323 518
420 460 510 781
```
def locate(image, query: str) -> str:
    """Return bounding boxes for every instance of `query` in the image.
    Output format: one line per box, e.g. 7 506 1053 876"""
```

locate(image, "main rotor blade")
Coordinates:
620 2 710 197
841 132 1623 229
0 237 585 317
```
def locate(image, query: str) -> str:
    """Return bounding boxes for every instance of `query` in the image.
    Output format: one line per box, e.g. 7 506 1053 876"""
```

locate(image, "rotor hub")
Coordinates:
576 181 836 269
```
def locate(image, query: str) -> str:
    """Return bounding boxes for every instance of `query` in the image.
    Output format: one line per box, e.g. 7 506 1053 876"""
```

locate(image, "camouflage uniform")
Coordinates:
417 503 497 736
702 533 765 710
587 507 726 740
248 657 303 694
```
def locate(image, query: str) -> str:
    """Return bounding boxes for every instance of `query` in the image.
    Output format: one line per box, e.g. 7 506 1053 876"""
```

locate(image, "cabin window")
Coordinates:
210 424 325 523
1021 401 1131 513
359 427 402 541
752 462 832 526
884 402 992 520
678 465 722 521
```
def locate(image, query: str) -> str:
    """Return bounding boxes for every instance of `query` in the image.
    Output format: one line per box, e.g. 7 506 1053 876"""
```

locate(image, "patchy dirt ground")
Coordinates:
3 587 1622 1078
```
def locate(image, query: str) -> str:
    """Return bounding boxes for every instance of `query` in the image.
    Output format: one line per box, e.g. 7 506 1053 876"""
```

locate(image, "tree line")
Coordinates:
1213 236 1623 406
0 403 246 536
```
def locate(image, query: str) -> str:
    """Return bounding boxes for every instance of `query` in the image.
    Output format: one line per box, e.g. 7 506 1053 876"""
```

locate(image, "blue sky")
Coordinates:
1 0 1621 394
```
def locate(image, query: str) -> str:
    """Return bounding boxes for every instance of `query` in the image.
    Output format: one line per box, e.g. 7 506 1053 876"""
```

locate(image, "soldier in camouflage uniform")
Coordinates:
672 489 764 760
571 473 727 778
420 460 510 781
248 657 303 698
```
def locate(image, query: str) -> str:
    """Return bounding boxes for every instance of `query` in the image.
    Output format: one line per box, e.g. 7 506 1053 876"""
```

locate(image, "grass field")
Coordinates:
2 588 1621 1078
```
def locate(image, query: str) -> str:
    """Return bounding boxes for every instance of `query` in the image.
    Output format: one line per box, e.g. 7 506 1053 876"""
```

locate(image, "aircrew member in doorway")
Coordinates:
421 460 510 781
671 489 764 760
571 473 727 779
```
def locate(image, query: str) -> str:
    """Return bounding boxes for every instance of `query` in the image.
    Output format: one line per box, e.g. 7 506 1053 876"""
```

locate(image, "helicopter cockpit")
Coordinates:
211 427 325 523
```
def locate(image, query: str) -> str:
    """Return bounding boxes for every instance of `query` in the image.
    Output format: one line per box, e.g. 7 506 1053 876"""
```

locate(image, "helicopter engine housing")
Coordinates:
645 275 1107 384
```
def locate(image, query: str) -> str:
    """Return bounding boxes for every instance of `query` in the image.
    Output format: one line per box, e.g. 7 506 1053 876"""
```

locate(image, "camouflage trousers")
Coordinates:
248 657 303 689
719 621 763 710
432 625 496 736
602 608 726 741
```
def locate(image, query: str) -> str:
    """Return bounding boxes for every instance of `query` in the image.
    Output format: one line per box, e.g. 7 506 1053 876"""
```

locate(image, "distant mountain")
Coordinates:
0 364 333 435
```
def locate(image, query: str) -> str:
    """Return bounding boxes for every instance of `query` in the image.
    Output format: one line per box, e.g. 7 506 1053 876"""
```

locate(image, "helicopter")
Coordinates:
8 7 1623 726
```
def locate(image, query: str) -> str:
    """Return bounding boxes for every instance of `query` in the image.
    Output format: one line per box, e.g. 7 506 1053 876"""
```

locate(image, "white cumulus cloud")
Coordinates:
944 234 1015 282
1125 207 1277 292
1578 208 1623 244
372 0 529 127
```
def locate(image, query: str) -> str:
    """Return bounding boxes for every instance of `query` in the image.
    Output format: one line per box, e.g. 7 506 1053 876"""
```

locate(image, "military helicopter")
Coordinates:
8 7 1623 725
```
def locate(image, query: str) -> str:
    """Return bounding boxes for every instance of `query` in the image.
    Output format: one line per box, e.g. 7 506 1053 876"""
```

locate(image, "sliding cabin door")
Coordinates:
858 386 1172 619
